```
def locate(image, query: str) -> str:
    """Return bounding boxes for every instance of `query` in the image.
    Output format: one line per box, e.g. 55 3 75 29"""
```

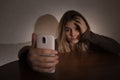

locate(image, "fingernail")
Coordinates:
55 51 58 54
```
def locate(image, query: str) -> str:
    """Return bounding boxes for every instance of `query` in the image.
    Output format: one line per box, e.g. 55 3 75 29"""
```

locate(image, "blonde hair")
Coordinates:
57 10 90 53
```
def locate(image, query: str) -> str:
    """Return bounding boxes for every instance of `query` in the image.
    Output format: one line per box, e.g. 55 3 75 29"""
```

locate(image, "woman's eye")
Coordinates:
65 27 70 32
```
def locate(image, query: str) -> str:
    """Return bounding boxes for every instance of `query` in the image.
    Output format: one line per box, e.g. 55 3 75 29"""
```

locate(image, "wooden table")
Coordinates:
0 51 120 80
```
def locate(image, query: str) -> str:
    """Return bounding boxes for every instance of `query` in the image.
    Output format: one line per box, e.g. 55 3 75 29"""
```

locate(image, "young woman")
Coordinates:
18 10 120 73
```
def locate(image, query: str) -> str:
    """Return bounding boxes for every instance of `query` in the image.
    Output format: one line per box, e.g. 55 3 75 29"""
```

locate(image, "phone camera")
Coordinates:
42 37 46 43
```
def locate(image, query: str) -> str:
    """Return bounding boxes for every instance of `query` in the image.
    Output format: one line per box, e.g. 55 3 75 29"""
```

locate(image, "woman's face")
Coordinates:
65 20 80 44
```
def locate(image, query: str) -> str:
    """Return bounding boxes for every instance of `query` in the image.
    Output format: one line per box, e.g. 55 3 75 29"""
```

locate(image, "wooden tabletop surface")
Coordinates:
0 51 120 80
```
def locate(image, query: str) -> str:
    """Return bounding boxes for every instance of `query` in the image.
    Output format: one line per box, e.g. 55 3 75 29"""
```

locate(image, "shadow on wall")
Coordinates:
34 14 59 38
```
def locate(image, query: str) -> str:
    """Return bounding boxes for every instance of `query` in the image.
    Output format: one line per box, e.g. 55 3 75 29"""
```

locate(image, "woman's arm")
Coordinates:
81 29 120 54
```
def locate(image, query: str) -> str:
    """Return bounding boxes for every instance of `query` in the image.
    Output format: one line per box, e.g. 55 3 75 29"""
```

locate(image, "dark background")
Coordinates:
0 0 120 44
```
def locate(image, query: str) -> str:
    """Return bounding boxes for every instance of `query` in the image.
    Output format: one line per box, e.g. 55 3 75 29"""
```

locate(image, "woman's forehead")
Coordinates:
65 21 76 28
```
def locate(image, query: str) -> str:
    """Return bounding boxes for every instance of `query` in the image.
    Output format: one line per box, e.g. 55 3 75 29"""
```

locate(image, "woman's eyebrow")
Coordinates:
65 26 72 28
64 26 71 31
65 26 69 28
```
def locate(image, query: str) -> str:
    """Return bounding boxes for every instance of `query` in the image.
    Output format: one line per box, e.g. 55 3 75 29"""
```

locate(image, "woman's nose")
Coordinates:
71 30 76 37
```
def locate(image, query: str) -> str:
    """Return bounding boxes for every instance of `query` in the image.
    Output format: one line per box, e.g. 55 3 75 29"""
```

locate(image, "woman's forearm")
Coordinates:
81 30 120 54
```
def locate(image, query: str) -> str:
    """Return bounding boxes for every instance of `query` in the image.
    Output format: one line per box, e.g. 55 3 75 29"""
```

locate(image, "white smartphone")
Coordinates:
37 34 55 50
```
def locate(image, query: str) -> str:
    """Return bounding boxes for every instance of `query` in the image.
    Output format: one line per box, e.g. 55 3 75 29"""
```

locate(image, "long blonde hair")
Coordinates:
57 10 90 53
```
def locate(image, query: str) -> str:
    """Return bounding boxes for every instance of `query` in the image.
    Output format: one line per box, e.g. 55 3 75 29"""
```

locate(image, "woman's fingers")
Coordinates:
29 53 59 63
32 59 59 68
28 48 59 73
33 66 56 73
32 33 37 48
29 54 59 73
29 48 58 57
73 16 81 22
73 16 87 34
37 55 59 63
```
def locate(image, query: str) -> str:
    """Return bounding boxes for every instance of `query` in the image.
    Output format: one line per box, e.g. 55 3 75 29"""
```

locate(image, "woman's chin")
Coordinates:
71 40 79 44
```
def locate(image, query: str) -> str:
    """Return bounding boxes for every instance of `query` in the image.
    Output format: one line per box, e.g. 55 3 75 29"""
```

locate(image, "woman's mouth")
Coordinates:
71 38 76 40
70 38 78 43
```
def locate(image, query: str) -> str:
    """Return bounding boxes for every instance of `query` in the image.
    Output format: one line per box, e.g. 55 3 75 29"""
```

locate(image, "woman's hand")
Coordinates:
27 33 59 73
73 16 88 34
